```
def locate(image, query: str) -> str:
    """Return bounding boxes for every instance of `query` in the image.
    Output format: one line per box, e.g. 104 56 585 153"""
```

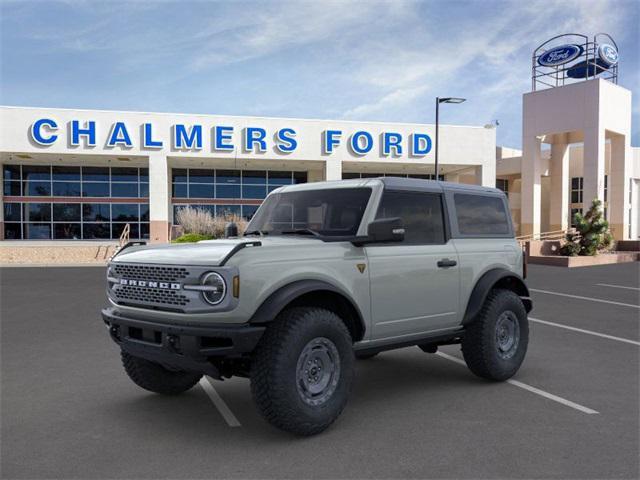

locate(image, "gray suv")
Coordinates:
103 178 532 435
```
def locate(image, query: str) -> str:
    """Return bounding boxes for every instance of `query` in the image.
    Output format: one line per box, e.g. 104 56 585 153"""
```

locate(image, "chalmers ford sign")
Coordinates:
29 118 434 157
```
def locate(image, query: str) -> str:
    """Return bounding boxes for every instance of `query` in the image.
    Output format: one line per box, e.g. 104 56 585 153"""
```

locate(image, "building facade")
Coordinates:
497 141 640 239
0 106 496 242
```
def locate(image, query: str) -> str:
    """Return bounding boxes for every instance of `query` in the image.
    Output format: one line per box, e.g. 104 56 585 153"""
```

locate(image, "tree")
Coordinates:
560 199 614 256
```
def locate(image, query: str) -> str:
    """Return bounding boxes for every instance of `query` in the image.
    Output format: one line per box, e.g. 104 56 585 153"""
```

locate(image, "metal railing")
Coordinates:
516 228 576 246
532 33 618 91
118 223 131 248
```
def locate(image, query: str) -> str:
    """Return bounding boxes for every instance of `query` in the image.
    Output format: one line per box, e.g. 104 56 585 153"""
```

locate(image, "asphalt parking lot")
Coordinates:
1 263 638 479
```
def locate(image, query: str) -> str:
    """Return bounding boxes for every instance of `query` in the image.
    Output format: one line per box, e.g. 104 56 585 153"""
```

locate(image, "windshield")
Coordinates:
245 187 372 237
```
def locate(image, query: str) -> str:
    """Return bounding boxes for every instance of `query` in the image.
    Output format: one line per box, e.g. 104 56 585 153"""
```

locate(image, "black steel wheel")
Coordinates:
461 289 529 381
250 307 355 436
121 351 202 395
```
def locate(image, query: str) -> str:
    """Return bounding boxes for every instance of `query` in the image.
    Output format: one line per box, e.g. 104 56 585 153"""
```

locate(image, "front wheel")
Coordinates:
121 351 202 395
250 307 355 436
461 289 529 381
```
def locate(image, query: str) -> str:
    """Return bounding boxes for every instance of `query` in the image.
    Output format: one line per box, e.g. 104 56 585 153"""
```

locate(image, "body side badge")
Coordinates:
356 263 366 274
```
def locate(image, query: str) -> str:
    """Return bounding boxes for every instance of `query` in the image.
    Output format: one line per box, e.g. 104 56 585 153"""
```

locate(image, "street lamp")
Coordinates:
435 97 466 180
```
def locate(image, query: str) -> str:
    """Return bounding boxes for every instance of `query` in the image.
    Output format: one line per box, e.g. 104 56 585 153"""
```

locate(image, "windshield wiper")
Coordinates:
243 230 269 236
280 228 321 238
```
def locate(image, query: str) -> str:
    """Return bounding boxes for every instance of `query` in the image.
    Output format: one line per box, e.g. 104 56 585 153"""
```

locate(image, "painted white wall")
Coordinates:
0 106 495 170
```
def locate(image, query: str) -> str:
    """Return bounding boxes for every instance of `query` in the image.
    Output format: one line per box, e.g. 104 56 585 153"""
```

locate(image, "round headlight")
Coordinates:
201 272 226 305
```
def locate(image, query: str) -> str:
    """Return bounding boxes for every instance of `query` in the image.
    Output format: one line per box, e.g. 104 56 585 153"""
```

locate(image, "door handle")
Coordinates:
437 258 457 268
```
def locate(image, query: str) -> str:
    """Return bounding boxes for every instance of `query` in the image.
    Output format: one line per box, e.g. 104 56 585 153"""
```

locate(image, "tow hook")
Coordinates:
109 324 121 342
167 334 180 353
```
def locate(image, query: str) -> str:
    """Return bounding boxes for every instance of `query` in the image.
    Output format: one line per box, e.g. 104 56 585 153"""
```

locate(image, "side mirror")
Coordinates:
353 217 405 245
224 222 238 238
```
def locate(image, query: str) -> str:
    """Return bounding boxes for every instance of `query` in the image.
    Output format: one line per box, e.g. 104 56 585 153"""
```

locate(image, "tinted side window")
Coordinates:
375 191 445 244
454 194 510 235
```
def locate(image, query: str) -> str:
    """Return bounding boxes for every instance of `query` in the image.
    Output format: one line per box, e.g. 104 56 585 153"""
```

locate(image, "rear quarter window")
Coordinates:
454 193 510 236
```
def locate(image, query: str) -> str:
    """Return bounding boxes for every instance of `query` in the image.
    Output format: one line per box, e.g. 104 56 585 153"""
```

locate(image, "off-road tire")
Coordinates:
461 289 528 381
121 351 202 395
355 352 379 360
250 307 355 436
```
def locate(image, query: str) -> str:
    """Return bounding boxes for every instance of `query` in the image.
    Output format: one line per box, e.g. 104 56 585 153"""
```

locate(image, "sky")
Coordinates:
1 0 638 148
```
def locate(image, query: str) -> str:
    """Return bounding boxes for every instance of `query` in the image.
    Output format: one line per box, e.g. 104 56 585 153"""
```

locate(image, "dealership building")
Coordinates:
0 34 638 243
0 107 497 243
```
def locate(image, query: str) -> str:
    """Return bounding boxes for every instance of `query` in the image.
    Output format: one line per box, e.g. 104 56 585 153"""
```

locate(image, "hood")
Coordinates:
111 236 323 266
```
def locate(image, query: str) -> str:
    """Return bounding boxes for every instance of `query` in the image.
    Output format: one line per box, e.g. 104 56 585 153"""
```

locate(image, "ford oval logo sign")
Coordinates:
598 44 618 67
538 44 583 67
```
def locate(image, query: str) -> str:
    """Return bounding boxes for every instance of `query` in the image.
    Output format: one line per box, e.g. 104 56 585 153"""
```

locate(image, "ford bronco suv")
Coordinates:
103 178 532 435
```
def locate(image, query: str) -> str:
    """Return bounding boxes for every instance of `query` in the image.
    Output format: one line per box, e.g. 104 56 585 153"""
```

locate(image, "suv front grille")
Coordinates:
113 264 189 282
115 285 190 308
110 263 194 311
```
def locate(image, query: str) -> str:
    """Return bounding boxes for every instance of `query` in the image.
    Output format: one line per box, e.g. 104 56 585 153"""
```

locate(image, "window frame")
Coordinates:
373 188 450 245
446 190 514 239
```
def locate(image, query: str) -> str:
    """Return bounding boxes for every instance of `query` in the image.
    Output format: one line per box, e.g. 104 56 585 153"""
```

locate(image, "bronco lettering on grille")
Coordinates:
119 279 181 290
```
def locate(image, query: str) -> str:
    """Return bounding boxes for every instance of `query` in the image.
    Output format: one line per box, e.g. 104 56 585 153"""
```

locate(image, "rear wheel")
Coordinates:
121 351 202 395
461 289 528 381
250 307 355 436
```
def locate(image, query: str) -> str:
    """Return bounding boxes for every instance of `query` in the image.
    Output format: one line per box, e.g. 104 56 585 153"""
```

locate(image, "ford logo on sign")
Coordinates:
538 44 583 67
598 44 618 67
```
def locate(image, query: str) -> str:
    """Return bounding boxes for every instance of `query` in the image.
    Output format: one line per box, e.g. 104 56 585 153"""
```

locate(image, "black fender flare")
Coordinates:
249 279 366 339
462 268 532 325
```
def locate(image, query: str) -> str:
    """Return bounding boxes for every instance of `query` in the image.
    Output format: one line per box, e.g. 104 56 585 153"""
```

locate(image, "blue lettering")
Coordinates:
350 131 373 155
411 133 432 156
323 130 342 154
244 127 267 152
383 132 403 156
107 122 133 147
30 118 58 145
71 120 96 147
173 124 202 149
275 128 297 153
214 126 234 151
143 123 163 148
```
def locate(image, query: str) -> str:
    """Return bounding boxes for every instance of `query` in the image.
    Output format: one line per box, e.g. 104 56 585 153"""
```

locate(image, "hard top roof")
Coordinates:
275 176 503 196
380 176 502 194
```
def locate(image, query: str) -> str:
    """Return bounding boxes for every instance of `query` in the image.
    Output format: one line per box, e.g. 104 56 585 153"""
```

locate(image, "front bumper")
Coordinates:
102 307 265 378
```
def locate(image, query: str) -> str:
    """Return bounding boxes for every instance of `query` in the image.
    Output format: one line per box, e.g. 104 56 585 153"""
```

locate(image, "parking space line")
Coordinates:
199 377 241 427
530 317 640 346
435 352 599 415
596 283 640 292
530 288 640 309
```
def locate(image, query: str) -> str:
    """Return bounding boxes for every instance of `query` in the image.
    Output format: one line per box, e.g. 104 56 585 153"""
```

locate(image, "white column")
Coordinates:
521 135 543 237
609 134 631 240
474 163 495 188
324 159 342 181
148 153 170 243
549 137 570 232
582 126 606 210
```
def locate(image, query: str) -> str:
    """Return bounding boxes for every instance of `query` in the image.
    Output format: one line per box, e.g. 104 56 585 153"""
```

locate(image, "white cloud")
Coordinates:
2 0 636 146
338 0 634 122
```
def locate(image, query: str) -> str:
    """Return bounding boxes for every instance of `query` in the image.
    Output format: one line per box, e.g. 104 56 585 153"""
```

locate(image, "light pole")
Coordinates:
435 97 466 180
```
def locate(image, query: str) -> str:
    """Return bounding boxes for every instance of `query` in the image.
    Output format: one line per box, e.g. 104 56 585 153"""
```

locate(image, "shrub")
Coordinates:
175 206 249 239
173 233 214 243
176 207 217 236
560 199 614 256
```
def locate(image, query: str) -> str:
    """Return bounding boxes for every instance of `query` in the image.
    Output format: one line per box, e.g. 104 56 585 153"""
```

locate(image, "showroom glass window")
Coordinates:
171 168 307 224
2 164 149 240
